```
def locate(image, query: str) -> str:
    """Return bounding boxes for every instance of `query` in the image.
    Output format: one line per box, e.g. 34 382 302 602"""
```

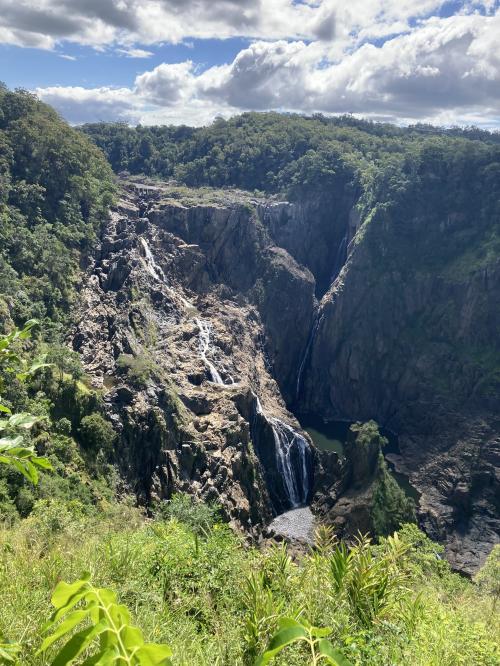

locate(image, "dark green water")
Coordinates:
299 416 420 502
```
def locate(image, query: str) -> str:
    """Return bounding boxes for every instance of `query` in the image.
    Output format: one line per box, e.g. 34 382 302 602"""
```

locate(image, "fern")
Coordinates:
38 574 172 665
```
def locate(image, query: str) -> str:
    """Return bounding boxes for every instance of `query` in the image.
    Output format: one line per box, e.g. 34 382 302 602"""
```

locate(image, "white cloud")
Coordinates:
117 47 154 58
32 6 500 128
36 85 139 123
135 61 196 105
0 0 476 50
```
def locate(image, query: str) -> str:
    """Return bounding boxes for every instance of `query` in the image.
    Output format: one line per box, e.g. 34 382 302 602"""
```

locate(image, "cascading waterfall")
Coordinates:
139 237 166 282
195 318 225 385
295 315 322 400
330 233 348 282
254 396 311 508
139 237 195 311
269 417 310 507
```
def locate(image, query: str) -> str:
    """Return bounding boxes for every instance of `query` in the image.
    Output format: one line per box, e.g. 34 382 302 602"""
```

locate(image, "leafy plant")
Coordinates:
243 572 282 663
0 320 52 483
256 617 351 666
329 533 407 627
0 633 20 664
38 574 173 665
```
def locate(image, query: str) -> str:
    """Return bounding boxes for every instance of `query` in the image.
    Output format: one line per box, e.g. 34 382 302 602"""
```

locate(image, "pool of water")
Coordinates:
300 416 349 456
299 415 420 503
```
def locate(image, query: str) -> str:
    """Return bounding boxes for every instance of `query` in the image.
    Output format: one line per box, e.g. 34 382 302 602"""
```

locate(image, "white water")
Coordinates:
269 417 310 507
139 237 195 311
195 318 225 385
139 237 166 282
255 396 311 508
330 233 348 282
295 316 321 400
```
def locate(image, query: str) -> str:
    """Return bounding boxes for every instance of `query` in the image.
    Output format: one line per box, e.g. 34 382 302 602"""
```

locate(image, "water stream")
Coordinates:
330 233 348 282
195 318 225 385
295 315 322 400
255 398 312 508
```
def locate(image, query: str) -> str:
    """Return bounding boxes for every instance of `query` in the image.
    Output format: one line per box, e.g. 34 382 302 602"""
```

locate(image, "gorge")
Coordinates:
71 164 499 574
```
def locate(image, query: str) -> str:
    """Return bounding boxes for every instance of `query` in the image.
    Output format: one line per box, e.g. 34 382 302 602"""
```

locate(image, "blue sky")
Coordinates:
1 0 499 127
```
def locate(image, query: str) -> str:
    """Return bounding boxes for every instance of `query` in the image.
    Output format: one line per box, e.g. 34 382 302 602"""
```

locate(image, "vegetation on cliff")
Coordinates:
0 85 114 334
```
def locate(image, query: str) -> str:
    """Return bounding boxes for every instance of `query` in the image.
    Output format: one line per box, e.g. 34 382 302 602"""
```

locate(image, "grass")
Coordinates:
0 500 498 665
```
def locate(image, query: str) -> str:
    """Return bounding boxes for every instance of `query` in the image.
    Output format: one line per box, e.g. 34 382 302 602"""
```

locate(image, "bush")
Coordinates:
79 412 117 455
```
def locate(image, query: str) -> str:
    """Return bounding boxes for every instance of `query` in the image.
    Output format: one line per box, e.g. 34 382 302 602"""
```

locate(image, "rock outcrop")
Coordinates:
71 185 318 530
300 187 500 574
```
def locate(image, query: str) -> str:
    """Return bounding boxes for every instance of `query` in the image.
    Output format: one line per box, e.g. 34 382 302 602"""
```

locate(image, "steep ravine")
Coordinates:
73 180 499 574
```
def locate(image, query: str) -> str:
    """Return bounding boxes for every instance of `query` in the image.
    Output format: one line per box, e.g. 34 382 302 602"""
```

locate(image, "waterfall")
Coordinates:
268 417 311 507
330 233 348 282
139 237 166 282
139 237 195 311
253 395 311 509
295 315 321 400
195 318 224 385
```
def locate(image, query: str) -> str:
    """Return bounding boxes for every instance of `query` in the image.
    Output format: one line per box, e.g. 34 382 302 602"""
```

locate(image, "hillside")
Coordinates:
0 90 499 664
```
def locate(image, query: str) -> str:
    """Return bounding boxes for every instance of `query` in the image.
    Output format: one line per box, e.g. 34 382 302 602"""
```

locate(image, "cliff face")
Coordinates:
71 185 318 529
72 175 499 573
300 185 500 573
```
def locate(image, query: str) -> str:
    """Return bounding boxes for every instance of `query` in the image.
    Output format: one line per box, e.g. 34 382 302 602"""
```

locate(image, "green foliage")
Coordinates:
0 505 498 665
371 454 416 536
79 413 117 455
117 354 155 388
475 545 500 609
257 616 351 666
329 532 408 628
0 320 52 484
39 573 172 665
0 87 114 331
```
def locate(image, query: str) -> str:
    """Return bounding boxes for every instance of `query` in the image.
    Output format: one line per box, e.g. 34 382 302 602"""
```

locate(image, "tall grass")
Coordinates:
0 501 498 665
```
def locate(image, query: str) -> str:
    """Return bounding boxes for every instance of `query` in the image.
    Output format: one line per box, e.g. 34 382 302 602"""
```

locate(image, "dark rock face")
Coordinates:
300 195 500 574
71 186 317 531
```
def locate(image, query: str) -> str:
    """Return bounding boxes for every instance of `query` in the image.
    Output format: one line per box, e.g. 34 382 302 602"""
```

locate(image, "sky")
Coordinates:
1 0 500 128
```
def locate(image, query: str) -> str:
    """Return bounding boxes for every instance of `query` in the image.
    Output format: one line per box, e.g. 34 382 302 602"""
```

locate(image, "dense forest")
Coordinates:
0 88 499 664
81 112 500 198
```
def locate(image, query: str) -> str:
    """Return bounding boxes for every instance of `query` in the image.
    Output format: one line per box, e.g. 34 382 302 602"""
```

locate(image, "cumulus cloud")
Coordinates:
31 4 500 128
37 85 139 124
0 0 474 50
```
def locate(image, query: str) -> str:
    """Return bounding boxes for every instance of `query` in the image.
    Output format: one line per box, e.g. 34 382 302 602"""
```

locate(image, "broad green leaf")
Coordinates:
256 624 309 665
39 610 90 652
51 577 90 611
136 643 173 665
32 456 52 470
309 625 332 638
0 404 11 414
51 621 108 666
0 436 24 449
8 412 38 429
317 640 352 666
121 624 144 650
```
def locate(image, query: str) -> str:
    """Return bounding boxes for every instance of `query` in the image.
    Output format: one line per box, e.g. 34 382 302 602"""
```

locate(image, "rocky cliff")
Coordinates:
72 174 499 574
299 171 500 573
71 184 319 530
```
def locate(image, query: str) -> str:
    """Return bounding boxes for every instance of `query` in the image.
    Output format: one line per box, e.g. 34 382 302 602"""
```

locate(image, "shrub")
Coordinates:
79 412 117 455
